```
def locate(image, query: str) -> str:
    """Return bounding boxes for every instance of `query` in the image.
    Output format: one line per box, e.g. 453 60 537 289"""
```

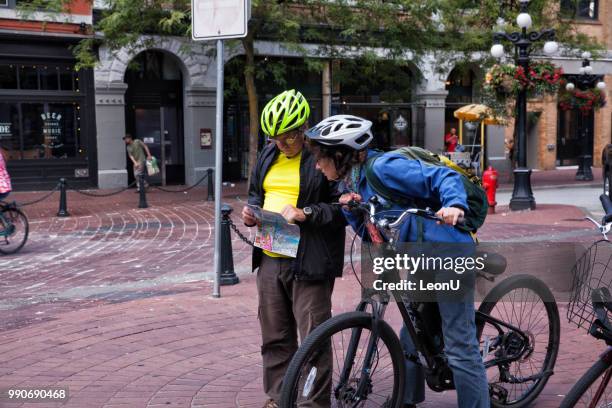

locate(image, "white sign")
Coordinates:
394 115 408 131
192 0 250 41
0 123 11 138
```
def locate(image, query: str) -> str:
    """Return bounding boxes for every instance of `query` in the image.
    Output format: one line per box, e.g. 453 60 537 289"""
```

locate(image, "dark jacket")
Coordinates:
248 143 346 281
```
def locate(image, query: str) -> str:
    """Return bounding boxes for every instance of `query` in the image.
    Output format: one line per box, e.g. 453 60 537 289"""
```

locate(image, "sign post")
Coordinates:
192 0 250 298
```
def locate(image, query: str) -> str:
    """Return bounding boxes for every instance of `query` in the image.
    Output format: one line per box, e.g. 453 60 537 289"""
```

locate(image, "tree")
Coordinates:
32 0 605 181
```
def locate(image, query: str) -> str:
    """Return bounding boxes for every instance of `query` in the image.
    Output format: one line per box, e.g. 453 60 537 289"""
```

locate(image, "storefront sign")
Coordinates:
0 122 11 139
42 112 62 145
192 0 250 41
394 115 408 131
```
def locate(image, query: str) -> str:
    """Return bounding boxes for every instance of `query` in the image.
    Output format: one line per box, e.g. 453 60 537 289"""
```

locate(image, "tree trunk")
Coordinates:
243 33 259 188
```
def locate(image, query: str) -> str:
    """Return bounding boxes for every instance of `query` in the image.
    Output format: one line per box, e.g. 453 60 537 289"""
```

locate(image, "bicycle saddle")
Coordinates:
477 251 507 276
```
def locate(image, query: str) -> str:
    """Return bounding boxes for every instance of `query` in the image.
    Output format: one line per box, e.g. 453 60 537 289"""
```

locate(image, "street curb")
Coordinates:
498 182 600 193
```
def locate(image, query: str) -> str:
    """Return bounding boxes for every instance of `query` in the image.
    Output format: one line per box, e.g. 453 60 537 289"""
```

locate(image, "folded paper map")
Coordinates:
248 205 301 258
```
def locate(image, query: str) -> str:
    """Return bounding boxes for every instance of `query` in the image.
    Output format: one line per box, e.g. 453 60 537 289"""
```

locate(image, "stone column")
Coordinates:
95 83 128 189
416 90 448 153
184 86 217 186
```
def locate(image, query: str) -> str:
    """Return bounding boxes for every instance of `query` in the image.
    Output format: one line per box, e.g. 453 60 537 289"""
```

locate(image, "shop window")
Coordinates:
561 0 598 20
21 103 44 158
0 63 78 90
19 65 38 89
59 66 76 91
0 103 20 160
4 102 82 160
40 65 59 90
0 64 18 89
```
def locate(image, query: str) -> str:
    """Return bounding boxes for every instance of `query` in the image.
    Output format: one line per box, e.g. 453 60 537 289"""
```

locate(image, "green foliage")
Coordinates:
32 0 606 86
333 57 416 102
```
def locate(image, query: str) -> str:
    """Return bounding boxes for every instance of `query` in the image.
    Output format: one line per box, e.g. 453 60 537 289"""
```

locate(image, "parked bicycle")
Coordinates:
280 198 560 408
0 201 29 254
560 194 612 407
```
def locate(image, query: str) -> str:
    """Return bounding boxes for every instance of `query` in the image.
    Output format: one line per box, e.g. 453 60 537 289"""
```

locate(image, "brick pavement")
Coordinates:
0 185 608 407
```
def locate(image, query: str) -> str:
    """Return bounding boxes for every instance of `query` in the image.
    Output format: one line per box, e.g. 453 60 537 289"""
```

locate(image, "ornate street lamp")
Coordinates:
564 51 606 181
490 0 558 211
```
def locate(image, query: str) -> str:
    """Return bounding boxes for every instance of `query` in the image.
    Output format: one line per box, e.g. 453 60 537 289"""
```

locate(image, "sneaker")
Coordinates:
262 399 278 408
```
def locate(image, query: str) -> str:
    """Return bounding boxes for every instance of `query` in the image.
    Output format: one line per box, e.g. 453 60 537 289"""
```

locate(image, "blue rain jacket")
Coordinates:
342 149 474 244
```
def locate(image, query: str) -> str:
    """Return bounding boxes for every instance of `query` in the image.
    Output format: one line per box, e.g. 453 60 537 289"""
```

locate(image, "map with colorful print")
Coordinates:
247 205 301 258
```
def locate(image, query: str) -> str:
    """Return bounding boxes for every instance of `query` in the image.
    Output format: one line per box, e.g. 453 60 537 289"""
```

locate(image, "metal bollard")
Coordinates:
138 174 148 209
57 178 70 217
220 204 239 285
207 168 214 201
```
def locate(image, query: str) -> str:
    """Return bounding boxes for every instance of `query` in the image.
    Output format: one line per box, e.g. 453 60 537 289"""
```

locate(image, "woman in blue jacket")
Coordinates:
305 114 489 408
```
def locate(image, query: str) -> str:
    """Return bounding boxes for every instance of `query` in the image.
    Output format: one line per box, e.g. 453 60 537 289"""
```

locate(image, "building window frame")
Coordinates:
0 98 87 162
0 61 79 92
561 0 599 21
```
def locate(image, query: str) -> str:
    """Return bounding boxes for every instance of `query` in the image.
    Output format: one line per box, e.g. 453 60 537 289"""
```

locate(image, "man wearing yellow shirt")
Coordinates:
241 90 345 408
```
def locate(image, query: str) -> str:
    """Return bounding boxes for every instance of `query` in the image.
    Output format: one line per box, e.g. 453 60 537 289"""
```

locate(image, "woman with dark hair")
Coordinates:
305 114 489 408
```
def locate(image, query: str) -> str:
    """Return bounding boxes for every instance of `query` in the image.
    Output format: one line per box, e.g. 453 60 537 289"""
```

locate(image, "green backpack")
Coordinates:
364 146 488 233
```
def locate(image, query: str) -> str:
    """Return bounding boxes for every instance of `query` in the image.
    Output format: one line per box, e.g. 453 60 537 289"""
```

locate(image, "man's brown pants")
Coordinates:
257 255 333 407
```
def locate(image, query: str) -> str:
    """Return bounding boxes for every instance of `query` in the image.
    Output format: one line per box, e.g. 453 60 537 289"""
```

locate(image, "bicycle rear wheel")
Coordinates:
477 274 560 408
0 206 29 254
560 357 612 408
279 311 405 408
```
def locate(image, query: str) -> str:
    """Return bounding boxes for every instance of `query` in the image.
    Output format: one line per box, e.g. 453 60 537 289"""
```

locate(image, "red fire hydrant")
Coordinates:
482 166 498 214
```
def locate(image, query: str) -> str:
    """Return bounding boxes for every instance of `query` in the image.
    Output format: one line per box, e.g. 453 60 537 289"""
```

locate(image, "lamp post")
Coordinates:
491 0 558 211
564 51 606 181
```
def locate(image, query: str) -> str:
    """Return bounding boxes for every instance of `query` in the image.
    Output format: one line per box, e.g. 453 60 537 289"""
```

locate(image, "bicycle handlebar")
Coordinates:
344 198 466 230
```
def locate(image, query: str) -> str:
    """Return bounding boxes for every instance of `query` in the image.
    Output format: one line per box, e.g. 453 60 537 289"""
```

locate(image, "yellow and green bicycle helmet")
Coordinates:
260 89 310 137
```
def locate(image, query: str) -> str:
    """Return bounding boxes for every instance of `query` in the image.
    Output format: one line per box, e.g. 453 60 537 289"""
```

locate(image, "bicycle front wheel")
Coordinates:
477 274 560 408
279 311 405 408
0 207 29 254
560 358 612 408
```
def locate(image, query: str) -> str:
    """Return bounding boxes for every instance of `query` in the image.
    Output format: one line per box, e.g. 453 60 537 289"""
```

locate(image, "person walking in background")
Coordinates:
123 134 152 191
241 89 346 408
444 127 459 153
0 143 11 202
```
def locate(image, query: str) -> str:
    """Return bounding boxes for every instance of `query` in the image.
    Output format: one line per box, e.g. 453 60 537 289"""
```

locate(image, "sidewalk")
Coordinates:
498 166 602 191
0 186 605 407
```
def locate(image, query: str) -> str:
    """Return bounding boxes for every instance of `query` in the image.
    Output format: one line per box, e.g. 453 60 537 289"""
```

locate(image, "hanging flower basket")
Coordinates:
482 61 564 119
558 82 607 115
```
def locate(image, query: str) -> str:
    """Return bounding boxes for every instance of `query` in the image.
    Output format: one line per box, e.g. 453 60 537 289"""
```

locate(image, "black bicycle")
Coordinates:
561 194 612 408
280 198 560 408
0 200 29 254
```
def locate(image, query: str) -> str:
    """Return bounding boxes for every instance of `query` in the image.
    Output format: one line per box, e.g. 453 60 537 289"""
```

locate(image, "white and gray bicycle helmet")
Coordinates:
305 115 373 150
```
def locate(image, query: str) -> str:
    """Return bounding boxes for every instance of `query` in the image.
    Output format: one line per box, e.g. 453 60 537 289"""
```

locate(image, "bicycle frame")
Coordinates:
337 283 544 403
0 204 13 237
587 348 612 408
340 199 550 401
